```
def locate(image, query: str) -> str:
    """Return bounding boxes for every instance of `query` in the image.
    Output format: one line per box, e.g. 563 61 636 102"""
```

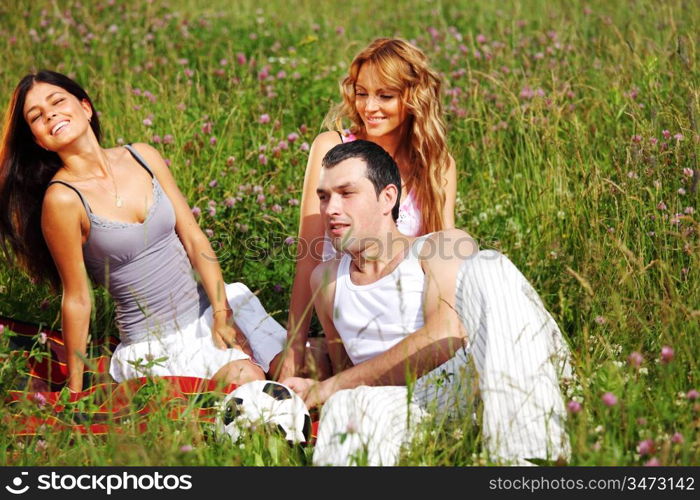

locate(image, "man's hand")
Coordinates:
283 376 333 409
283 376 315 399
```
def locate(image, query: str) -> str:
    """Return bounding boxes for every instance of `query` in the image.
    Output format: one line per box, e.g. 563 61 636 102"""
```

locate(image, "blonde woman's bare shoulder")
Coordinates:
312 130 344 151
303 131 345 179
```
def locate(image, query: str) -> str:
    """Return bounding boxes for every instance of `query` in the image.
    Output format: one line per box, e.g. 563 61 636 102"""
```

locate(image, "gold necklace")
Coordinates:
102 151 123 208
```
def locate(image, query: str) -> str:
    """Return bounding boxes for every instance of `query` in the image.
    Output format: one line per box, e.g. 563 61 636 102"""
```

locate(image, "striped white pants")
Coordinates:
313 250 573 466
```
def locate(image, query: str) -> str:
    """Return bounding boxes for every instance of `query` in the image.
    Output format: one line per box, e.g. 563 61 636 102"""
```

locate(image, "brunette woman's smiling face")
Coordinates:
23 82 93 151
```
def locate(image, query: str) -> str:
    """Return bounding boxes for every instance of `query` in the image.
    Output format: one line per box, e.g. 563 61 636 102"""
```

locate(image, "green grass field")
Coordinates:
0 0 697 465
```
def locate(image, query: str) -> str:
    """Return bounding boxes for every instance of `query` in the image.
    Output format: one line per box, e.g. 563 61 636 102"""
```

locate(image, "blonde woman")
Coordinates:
278 38 457 380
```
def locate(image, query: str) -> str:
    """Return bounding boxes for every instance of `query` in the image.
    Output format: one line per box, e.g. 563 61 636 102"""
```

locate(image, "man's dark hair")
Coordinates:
321 140 401 221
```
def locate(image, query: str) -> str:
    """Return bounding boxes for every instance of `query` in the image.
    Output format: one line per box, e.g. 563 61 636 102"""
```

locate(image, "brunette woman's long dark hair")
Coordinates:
0 70 101 289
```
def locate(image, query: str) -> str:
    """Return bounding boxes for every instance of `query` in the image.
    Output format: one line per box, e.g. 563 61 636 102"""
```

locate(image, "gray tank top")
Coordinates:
48 145 204 344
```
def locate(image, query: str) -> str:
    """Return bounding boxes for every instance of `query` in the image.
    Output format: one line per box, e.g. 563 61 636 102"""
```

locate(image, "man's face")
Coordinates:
317 157 392 254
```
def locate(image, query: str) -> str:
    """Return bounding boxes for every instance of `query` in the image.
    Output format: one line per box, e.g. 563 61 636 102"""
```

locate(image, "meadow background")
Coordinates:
0 0 697 465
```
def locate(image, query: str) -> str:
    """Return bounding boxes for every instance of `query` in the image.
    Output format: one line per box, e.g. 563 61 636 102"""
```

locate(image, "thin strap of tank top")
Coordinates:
124 144 154 177
338 130 358 144
46 180 92 214
45 145 153 216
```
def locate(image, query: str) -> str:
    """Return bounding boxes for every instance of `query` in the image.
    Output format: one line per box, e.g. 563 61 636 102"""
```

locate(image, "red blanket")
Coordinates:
1 316 319 438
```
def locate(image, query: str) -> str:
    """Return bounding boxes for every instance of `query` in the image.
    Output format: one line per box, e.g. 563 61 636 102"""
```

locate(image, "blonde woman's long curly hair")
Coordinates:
324 38 449 233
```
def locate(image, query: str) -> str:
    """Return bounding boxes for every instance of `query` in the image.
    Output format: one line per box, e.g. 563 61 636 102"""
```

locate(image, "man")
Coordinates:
283 140 573 465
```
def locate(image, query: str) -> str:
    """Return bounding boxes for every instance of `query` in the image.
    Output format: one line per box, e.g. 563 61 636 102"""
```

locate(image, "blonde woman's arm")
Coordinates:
442 155 457 229
278 131 343 380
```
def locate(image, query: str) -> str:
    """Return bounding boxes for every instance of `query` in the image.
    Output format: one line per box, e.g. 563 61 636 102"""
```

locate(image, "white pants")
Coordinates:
313 250 573 466
110 283 287 380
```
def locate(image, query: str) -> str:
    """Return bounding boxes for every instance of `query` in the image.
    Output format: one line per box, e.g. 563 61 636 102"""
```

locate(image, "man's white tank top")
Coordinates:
332 235 430 365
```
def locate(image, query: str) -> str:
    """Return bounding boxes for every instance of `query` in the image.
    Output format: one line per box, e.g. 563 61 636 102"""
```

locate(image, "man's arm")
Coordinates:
278 131 345 380
288 229 477 407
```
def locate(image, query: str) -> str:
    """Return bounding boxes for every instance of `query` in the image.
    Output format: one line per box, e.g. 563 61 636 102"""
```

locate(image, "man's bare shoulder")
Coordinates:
418 228 479 263
310 258 341 292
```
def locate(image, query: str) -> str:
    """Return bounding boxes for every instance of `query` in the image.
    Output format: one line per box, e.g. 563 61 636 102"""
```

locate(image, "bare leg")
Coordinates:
268 337 332 381
213 359 265 386
303 337 332 380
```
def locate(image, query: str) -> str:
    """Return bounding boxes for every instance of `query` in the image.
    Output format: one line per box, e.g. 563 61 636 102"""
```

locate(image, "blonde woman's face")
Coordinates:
354 64 407 139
